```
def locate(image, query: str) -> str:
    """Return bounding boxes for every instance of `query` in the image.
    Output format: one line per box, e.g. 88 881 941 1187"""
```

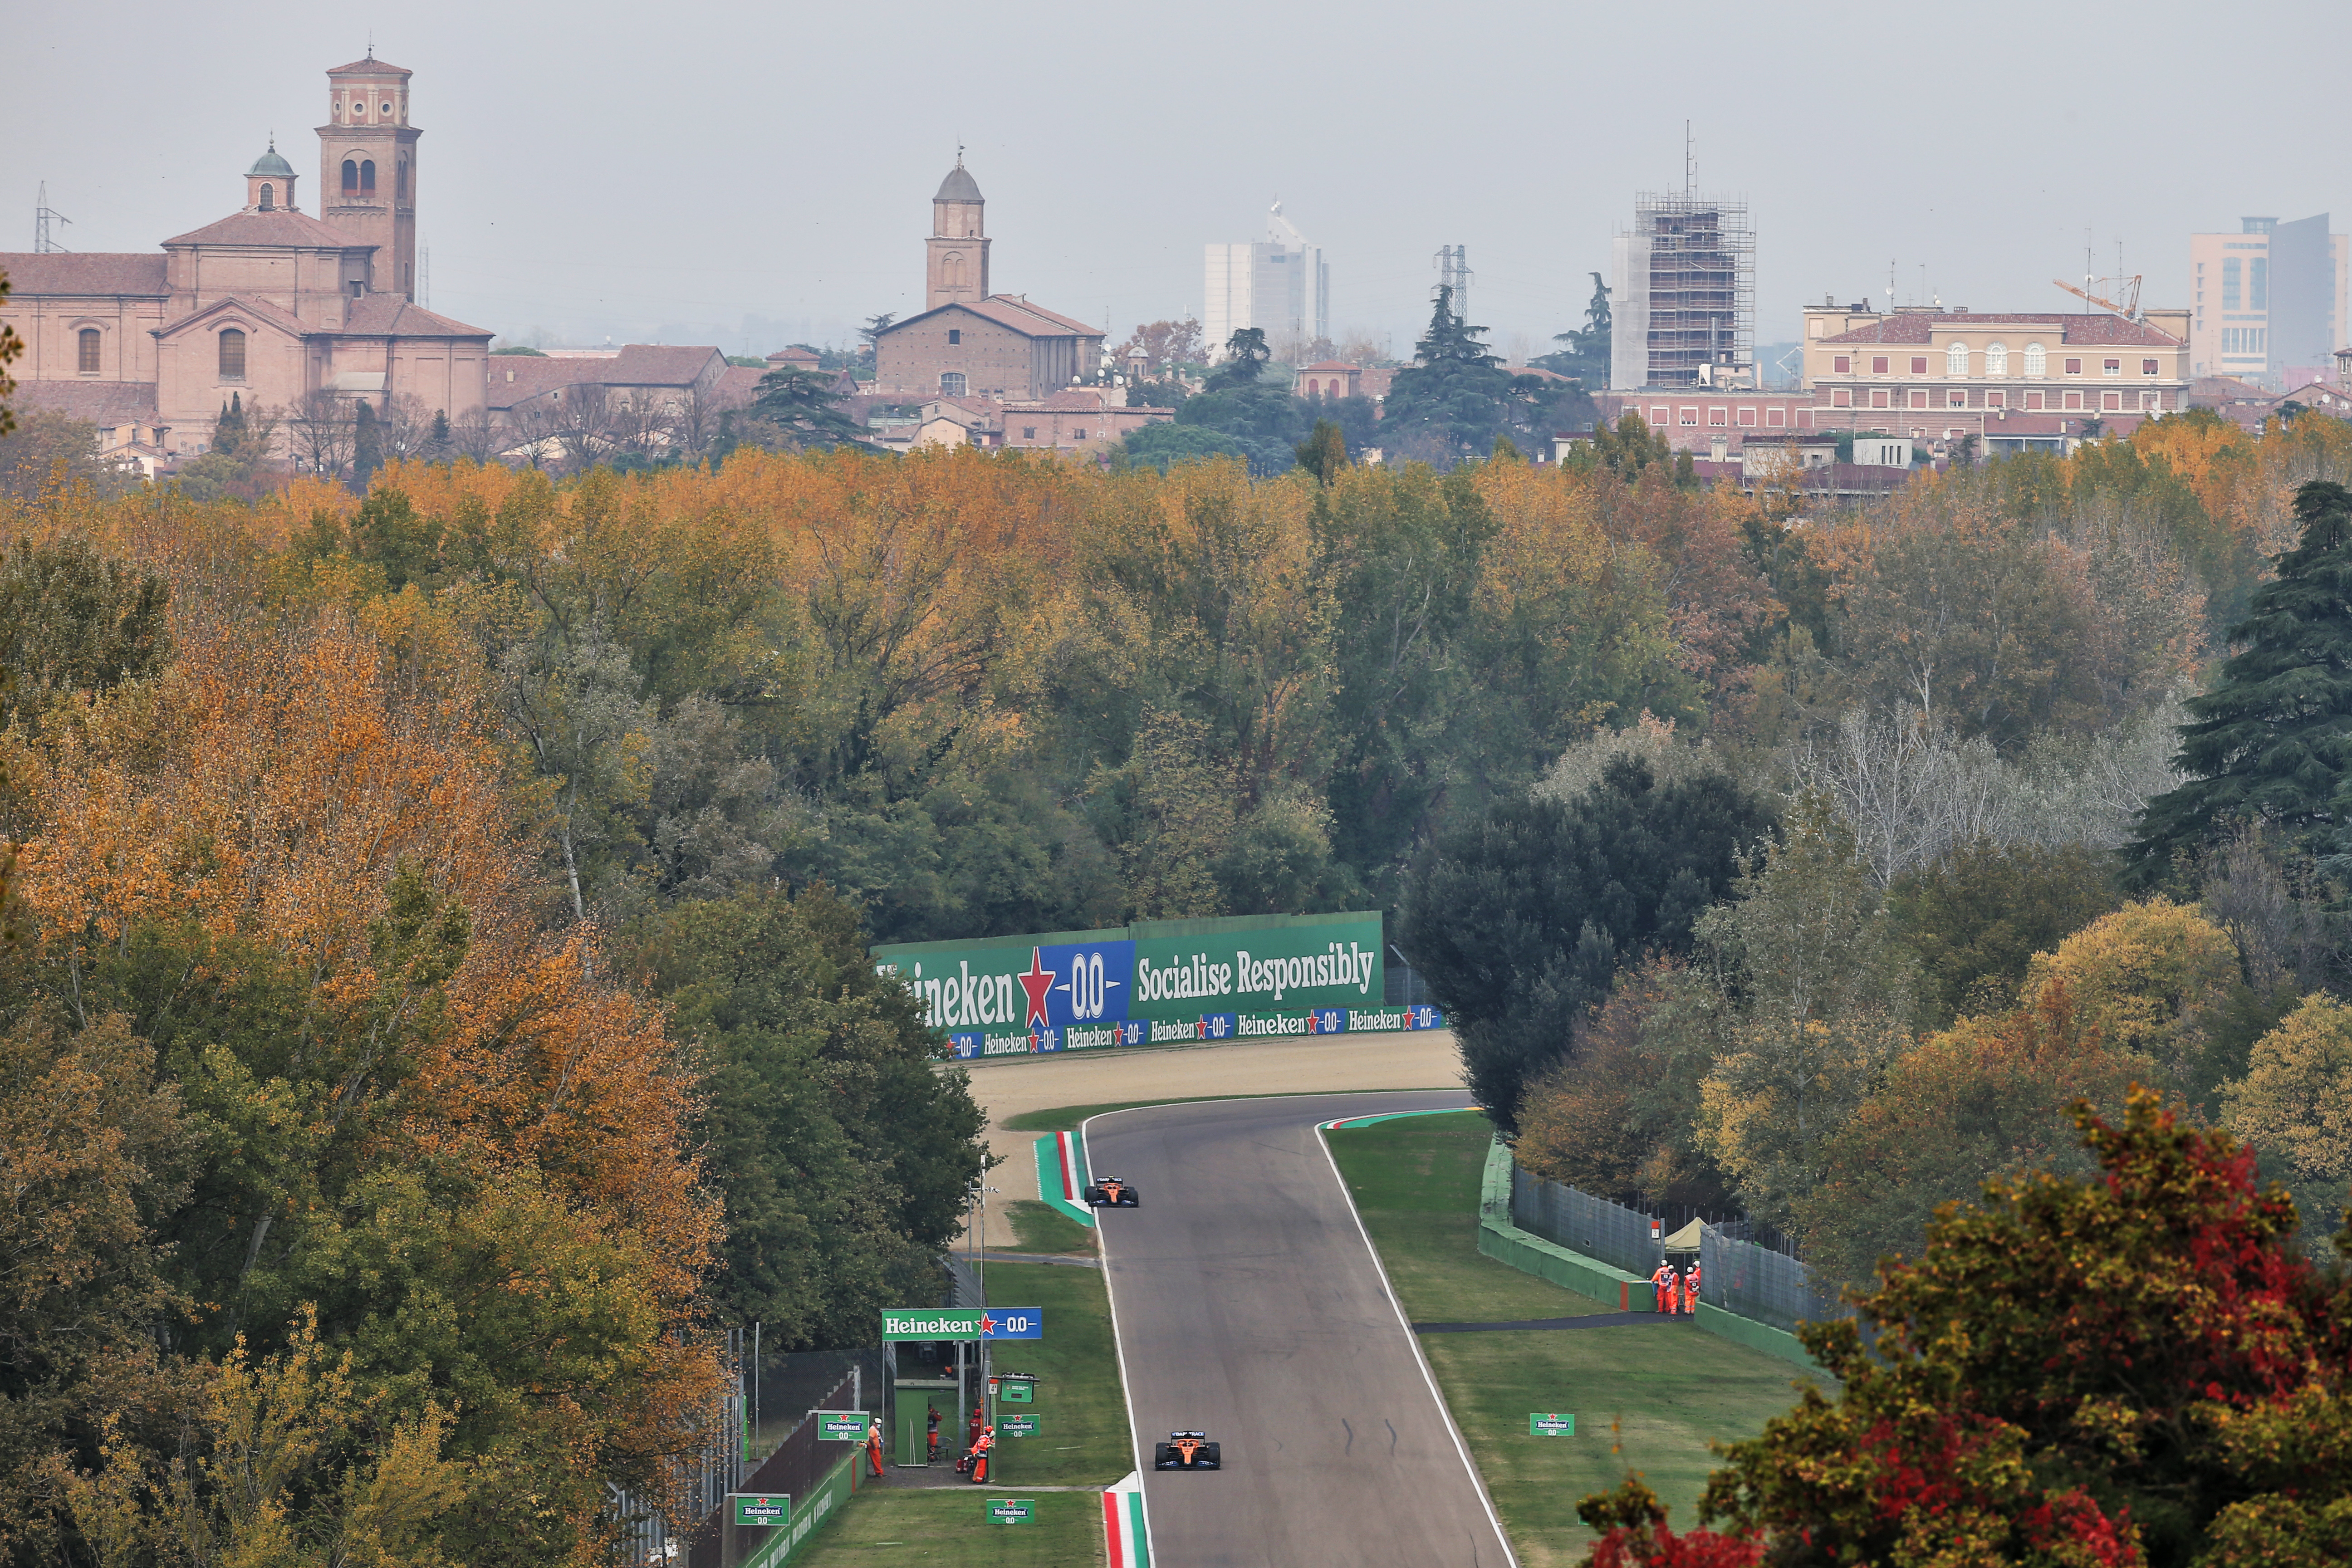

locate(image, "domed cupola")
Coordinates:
245 139 299 212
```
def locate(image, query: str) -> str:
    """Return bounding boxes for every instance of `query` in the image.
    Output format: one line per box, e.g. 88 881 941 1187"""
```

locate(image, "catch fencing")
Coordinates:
1510 1164 1851 1334
683 1369 861 1568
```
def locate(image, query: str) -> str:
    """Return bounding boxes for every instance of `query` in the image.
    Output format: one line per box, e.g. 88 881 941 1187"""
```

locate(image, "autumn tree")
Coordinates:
1586 1090 2352 1568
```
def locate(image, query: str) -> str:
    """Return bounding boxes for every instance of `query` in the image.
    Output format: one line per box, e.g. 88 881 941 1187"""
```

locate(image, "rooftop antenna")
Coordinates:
34 182 71 253
1683 120 1694 199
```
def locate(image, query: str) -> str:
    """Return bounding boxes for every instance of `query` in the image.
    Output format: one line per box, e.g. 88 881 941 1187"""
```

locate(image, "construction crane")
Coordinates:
2052 274 2141 319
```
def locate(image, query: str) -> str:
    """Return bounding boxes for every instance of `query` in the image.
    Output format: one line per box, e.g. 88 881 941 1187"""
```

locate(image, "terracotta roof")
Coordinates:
1818 313 2184 348
486 344 727 410
0 252 169 296
8 380 161 424
972 295 1101 336
713 365 765 406
339 294 493 338
328 56 412 76
765 347 822 365
162 209 366 250
1299 360 1360 372
607 344 725 384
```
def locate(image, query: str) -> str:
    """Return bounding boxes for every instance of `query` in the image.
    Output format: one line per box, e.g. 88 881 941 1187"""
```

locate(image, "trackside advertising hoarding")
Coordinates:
874 911 1446 1060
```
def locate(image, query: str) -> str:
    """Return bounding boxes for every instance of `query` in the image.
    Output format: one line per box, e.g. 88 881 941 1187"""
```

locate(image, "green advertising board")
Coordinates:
1000 1415 1039 1437
998 1381 1033 1404
813 1411 866 1442
732 1494 790 1527
986 1500 1035 1524
1529 1413 1576 1436
875 911 1435 1061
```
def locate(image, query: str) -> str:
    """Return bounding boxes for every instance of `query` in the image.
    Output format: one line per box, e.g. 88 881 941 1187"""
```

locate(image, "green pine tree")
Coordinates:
2127 480 2352 884
352 400 382 487
212 391 246 454
1203 327 1270 392
1294 418 1347 483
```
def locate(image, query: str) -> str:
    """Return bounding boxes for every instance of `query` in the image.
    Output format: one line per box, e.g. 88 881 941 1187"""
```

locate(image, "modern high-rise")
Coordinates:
1203 202 1328 359
1610 192 1753 389
2188 216 2348 385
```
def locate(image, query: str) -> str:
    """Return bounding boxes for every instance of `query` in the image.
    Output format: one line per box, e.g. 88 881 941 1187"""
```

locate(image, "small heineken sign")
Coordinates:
999 1381 1034 1404
987 1499 1035 1524
814 1411 867 1442
731 1494 790 1527
1529 1413 1576 1436
1000 1415 1039 1437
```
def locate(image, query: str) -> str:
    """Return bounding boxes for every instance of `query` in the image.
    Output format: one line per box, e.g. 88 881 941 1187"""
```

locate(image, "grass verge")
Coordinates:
1001 1198 1095 1255
982 1261 1131 1485
1328 1111 1829 1568
792 1489 1103 1567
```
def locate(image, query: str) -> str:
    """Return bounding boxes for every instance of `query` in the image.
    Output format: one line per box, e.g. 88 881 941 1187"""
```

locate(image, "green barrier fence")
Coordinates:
738 1450 858 1568
1477 1137 1823 1372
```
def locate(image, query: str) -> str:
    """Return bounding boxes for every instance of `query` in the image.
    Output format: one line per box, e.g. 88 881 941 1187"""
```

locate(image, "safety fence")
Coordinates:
684 1370 861 1568
1508 1161 1851 1334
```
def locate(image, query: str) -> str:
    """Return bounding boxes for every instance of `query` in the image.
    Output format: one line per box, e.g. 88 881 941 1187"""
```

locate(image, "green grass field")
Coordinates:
1001 1198 1096 1255
980 1261 1133 1486
792 1488 1104 1567
1328 1112 1829 1568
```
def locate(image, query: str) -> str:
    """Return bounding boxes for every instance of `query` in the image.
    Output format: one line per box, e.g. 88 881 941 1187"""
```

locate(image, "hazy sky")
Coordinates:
9 0 2348 360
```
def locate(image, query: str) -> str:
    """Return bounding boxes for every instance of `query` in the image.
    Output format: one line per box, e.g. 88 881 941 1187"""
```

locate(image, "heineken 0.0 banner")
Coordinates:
875 911 1445 1060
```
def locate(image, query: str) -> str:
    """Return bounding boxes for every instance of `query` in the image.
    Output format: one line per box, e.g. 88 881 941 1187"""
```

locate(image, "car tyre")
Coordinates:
1152 1443 1175 1470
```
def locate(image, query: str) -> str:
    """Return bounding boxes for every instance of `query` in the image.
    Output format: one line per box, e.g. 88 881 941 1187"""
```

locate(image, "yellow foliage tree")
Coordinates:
2223 991 2352 1184
2021 897 2242 1104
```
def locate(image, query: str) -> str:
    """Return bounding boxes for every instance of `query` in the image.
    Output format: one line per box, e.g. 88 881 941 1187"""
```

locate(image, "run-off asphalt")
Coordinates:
1091 1093 1515 1567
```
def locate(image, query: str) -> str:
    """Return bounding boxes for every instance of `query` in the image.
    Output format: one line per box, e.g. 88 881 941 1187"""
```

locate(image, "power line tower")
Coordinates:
1432 245 1473 329
34 182 72 253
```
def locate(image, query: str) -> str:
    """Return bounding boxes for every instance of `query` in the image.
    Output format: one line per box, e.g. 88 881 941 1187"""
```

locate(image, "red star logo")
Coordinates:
977 1311 999 1336
1196 1016 1207 1039
1017 948 1057 1028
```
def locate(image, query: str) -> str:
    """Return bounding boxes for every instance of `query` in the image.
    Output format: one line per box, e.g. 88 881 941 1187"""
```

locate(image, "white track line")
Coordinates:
1317 1118 1520 1568
1081 1112 1157 1566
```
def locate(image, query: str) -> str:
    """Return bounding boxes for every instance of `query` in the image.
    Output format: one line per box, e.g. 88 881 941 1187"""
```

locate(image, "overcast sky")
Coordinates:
8 0 2348 361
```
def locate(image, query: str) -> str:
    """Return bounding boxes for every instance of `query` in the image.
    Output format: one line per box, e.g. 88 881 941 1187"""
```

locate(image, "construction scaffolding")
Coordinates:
1629 192 1752 387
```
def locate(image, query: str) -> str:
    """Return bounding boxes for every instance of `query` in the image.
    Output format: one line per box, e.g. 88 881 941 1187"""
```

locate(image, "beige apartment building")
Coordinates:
1801 306 2190 421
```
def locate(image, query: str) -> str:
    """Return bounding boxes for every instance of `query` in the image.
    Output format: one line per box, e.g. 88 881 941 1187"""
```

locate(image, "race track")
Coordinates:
1090 1092 1514 1567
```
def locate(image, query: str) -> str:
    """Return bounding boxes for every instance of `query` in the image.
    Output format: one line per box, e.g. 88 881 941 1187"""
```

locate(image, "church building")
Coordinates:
0 53 492 460
871 162 1106 401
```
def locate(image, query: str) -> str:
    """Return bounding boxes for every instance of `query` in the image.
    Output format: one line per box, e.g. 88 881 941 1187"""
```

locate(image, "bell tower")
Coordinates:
926 158 990 311
317 51 420 298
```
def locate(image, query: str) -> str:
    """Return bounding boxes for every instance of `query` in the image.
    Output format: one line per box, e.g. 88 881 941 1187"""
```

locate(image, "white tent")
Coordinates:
1661 1219 1706 1253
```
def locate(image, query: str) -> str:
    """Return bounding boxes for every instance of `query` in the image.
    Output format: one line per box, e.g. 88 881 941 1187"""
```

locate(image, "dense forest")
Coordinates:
5 391 2352 1565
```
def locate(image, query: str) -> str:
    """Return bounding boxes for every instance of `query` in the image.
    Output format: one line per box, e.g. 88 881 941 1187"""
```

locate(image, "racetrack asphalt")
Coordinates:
1090 1091 1516 1567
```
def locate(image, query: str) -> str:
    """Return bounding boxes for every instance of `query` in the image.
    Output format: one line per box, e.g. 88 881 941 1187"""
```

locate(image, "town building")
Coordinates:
0 53 492 459
2187 216 2347 385
1204 202 1329 360
1800 306 2191 436
1298 361 1362 398
871 163 1107 401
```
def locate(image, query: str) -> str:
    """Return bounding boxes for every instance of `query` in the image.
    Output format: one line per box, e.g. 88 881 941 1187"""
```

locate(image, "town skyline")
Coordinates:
8 0 2348 357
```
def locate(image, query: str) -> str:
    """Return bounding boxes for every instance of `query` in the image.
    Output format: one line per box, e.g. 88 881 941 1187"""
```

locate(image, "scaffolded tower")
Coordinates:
1615 193 1753 388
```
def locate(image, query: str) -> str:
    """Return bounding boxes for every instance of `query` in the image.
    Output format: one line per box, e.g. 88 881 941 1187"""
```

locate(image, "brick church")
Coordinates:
871 162 1107 401
0 53 492 462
